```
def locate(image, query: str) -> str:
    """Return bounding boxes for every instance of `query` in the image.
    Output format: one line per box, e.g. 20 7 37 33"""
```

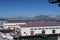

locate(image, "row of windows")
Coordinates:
5 25 17 27
30 27 60 30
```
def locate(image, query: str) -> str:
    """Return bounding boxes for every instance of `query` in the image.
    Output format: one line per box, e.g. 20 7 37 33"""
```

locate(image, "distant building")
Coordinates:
3 22 26 29
0 18 7 28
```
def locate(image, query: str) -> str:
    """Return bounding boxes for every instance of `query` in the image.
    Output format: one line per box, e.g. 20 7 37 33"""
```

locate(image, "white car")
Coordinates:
6 33 13 40
0 33 7 39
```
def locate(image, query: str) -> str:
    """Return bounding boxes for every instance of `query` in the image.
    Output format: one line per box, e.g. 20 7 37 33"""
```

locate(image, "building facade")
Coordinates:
3 22 26 29
20 26 60 36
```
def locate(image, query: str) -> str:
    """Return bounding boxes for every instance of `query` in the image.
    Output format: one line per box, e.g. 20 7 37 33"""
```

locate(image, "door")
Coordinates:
52 30 55 34
42 30 45 35
30 31 34 36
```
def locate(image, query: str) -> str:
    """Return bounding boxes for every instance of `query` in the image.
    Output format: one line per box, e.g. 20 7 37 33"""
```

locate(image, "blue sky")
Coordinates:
0 0 60 18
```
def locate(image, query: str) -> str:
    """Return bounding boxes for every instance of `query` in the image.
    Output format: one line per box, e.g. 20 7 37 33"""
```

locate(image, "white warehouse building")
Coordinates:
3 22 60 36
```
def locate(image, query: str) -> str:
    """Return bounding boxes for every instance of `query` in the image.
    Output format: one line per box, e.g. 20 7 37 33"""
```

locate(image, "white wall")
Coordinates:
34 30 42 35
20 26 60 36
3 23 26 28
45 29 52 34
56 29 60 34
21 28 30 36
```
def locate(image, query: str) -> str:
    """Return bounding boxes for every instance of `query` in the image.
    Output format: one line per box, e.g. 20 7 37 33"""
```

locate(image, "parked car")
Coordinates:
6 33 13 40
0 33 7 39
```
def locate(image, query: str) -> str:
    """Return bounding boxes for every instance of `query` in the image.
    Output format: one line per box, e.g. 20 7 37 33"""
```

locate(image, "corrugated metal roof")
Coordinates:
19 22 60 27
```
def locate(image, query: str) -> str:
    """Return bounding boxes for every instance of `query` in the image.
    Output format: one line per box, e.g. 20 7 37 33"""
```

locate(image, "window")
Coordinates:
5 25 7 27
52 30 55 34
24 32 26 34
38 28 41 30
46 28 48 29
52 28 55 29
42 28 45 29
34 28 37 30
49 28 52 29
30 29 33 30
56 27 59 29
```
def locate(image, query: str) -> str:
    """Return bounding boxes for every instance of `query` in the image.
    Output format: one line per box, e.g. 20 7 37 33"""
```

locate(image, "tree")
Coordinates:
49 0 60 7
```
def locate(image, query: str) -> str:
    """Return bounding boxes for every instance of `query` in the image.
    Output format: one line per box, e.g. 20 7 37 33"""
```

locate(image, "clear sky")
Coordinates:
0 0 60 18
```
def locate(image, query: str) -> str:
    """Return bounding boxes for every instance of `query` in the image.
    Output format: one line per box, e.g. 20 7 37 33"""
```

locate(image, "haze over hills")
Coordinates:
0 15 59 22
0 15 60 22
